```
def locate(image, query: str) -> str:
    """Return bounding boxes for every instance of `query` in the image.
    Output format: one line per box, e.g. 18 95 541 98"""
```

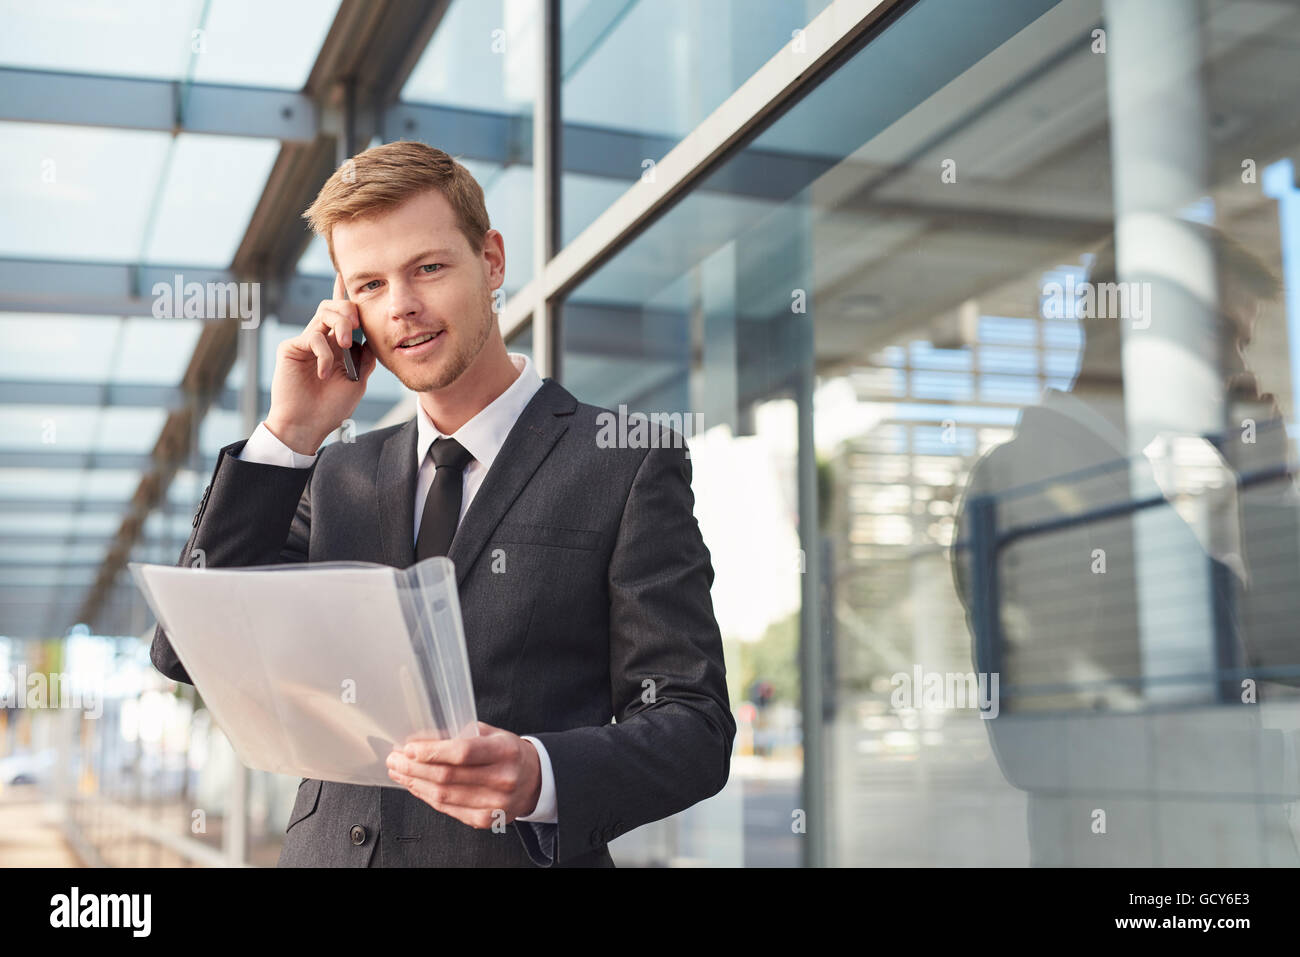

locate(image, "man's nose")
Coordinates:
386 280 421 318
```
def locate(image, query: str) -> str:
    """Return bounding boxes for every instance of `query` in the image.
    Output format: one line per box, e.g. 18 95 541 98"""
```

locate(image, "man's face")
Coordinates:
333 189 503 393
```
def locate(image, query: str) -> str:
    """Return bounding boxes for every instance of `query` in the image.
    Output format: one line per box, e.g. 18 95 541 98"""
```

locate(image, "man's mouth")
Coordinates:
397 330 444 349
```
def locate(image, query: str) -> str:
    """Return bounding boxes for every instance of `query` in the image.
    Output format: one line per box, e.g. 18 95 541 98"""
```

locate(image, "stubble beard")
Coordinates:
386 292 495 394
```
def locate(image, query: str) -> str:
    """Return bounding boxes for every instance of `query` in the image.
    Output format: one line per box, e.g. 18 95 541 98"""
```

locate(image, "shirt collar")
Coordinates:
415 352 544 472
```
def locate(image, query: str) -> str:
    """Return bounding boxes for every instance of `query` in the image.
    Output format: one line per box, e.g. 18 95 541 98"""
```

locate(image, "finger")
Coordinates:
334 272 346 301
303 329 335 380
401 734 508 766
387 755 506 789
387 750 511 787
392 773 506 814
315 301 357 321
407 790 503 831
314 304 358 348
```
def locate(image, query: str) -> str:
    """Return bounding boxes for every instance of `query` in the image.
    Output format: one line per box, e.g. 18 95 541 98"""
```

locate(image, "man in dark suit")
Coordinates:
149 141 735 867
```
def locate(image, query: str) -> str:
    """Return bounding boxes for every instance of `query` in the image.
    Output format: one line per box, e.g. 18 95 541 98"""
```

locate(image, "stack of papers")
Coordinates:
129 557 479 787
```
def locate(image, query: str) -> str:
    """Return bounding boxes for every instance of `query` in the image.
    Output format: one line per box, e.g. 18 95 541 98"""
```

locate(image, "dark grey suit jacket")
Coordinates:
149 378 735 867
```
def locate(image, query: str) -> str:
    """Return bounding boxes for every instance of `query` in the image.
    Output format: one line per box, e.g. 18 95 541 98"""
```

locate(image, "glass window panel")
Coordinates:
79 468 148 500
0 406 103 450
559 0 833 245
977 374 1042 404
1 315 118 382
911 370 973 400
199 407 248 456
562 0 1300 868
0 0 201 80
143 134 280 267
0 0 339 90
485 164 535 296
189 0 340 90
0 567 98 588
402 0 537 113
142 509 203 542
0 122 170 262
909 342 973 370
0 542 80 565
978 346 1039 375
0 512 82 536
506 320 532 363
91 408 169 453
222 342 247 394
1043 349 1080 379
559 170 636 246
978 315 1037 345
0 468 91 499
296 235 334 277
1042 322 1083 349
0 406 162 456
113 316 205 384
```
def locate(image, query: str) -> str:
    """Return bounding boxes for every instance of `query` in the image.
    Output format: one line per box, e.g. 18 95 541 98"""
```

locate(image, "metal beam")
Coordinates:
0 560 118 572
0 378 397 421
0 450 179 470
533 0 560 379
0 67 318 142
0 533 183 549
383 100 525 159
0 259 335 319
0 259 241 317
0 499 175 515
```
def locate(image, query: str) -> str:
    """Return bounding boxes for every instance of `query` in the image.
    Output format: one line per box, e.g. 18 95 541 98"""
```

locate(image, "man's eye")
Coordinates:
420 264 443 274
362 280 381 291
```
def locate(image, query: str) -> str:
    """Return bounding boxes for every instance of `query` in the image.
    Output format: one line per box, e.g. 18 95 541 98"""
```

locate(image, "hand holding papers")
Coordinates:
129 556 478 787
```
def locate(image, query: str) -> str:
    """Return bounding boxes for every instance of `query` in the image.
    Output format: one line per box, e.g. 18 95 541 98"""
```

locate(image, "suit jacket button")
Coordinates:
350 825 367 846
589 827 601 846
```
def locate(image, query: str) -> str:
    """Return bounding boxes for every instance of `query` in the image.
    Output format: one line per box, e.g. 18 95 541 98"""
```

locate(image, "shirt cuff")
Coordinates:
516 735 557 823
236 421 319 468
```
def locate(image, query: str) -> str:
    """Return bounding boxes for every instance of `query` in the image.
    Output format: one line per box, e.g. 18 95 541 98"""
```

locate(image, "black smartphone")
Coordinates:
335 274 365 382
342 329 365 382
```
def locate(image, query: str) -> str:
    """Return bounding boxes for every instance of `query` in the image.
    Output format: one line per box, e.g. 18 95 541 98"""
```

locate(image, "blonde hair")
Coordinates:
303 140 491 269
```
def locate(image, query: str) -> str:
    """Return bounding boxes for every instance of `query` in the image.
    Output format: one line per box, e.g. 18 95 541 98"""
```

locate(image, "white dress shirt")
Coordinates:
234 352 557 824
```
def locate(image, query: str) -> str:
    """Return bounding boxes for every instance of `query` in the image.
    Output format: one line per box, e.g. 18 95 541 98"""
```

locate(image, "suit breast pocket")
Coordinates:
492 521 602 552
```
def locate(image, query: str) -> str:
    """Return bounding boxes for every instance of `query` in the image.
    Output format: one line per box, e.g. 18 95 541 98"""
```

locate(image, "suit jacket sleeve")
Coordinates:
527 440 736 865
148 438 317 685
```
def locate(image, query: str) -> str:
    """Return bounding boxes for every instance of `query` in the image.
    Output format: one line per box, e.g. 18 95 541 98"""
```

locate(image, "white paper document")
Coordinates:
129 557 479 787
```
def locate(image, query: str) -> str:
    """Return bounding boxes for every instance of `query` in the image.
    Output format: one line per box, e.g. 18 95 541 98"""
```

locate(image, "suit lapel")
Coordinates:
376 415 419 569
375 378 577 583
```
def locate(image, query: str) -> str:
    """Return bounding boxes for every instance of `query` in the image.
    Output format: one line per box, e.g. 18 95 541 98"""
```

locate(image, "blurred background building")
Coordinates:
2 0 1300 866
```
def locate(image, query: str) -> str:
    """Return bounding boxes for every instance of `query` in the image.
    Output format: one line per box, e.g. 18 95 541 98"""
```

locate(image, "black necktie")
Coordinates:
415 437 475 561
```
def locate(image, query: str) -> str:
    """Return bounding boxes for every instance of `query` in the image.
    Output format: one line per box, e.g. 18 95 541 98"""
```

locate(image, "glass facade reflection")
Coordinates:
561 0 1300 865
559 0 833 246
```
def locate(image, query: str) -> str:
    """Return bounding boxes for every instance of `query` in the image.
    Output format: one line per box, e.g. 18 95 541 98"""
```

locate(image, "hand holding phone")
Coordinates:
263 273 373 455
